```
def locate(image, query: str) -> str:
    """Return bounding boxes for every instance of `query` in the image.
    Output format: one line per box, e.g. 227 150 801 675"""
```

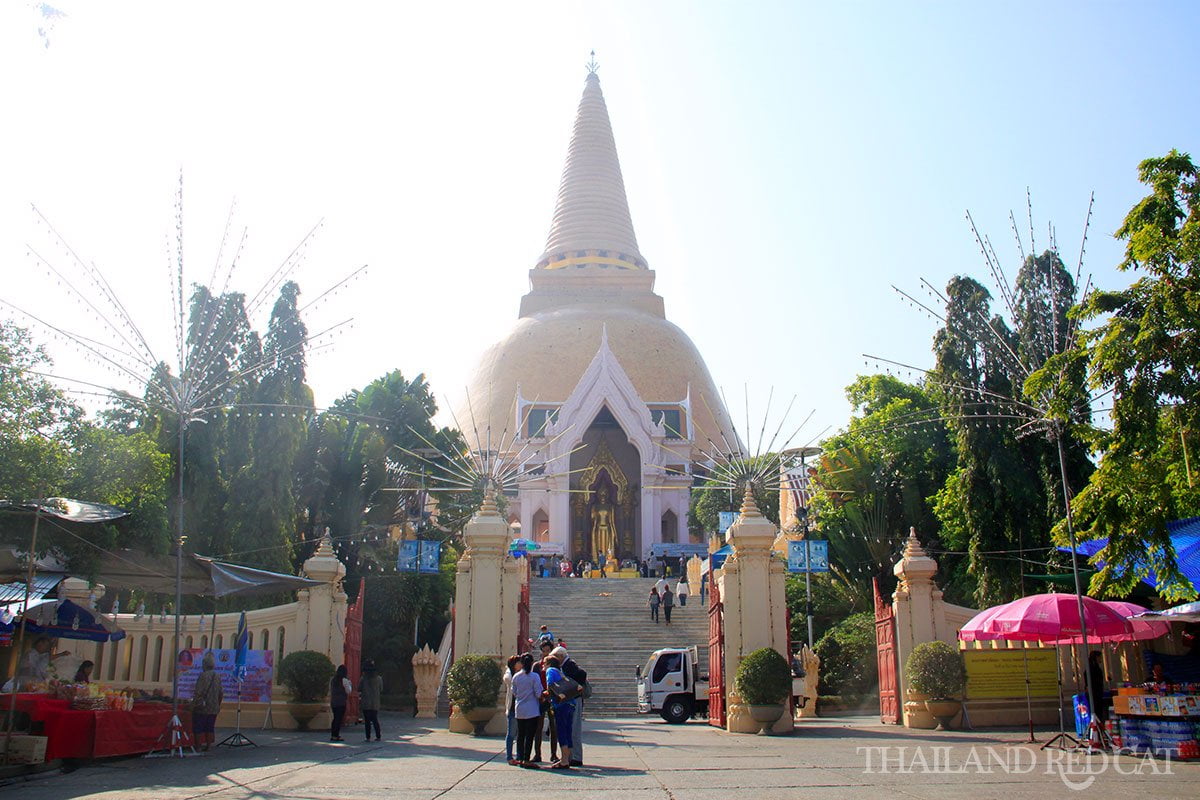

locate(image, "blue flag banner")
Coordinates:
398 540 441 573
788 540 830 573
418 540 441 574
398 540 419 571
234 611 249 680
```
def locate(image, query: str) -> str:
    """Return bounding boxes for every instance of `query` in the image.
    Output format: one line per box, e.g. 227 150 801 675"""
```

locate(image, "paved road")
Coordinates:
2 714 1199 799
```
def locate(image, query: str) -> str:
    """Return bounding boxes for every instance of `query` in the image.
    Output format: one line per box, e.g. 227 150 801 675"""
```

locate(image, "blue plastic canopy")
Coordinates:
1059 516 1200 594
20 598 126 643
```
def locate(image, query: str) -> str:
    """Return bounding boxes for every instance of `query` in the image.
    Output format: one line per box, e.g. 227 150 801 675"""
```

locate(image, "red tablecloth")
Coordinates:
3 694 188 760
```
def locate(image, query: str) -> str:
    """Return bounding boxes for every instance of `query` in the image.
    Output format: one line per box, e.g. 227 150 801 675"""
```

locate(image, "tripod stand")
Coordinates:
218 678 256 748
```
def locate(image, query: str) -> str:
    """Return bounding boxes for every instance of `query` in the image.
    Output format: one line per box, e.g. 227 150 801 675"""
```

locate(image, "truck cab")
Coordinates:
636 646 709 724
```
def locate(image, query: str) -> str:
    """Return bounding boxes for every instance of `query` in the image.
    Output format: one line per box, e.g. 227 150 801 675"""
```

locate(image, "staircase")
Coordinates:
527 577 710 717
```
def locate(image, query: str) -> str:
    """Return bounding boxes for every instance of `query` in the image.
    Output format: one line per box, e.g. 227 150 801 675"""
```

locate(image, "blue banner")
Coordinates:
234 611 249 680
787 540 829 573
398 540 419 571
398 540 441 573
418 540 441 574
718 511 737 534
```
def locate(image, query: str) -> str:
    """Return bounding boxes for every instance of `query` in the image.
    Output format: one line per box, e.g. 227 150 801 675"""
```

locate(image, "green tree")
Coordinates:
223 281 313 574
294 369 473 704
0 322 78 502
1066 150 1200 600
812 375 955 605
813 612 877 699
930 264 1090 606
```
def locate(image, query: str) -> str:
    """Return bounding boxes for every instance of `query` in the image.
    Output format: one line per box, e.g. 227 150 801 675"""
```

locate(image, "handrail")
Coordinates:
435 614 453 701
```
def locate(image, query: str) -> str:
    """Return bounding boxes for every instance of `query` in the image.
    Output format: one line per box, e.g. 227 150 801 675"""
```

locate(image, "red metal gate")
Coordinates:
517 576 530 655
344 578 365 723
873 577 899 724
707 579 726 728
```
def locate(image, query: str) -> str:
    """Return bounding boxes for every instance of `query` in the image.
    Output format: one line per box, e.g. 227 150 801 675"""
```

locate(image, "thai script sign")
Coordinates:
176 648 275 702
787 540 829 573
964 648 1057 699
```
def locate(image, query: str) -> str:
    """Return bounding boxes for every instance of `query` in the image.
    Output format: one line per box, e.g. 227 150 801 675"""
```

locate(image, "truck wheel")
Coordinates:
660 697 693 724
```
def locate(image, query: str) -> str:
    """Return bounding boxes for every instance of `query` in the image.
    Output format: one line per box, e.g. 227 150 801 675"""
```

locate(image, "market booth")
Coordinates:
3 690 185 761
0 597 183 763
1111 684 1200 758
1106 602 1200 758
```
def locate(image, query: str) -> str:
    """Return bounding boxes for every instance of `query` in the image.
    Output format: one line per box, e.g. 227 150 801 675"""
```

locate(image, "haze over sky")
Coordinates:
3 1 1198 444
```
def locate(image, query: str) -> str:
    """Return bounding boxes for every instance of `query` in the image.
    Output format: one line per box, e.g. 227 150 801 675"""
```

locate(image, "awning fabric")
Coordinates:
0 574 62 611
0 498 128 524
1059 516 1200 594
90 551 323 598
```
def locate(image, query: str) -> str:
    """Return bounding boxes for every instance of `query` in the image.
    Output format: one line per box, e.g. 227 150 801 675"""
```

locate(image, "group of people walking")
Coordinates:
649 577 689 625
504 632 589 769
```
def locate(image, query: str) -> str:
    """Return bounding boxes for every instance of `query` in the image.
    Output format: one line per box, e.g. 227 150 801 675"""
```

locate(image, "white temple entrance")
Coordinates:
569 407 642 560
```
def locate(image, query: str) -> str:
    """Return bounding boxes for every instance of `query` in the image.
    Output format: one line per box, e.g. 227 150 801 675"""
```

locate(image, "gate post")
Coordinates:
449 489 520 734
719 487 793 734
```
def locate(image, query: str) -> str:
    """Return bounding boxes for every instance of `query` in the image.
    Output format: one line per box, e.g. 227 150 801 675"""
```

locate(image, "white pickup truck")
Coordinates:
636 645 709 724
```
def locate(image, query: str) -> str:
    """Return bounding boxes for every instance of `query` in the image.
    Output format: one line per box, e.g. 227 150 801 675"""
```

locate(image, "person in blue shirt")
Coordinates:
541 653 576 769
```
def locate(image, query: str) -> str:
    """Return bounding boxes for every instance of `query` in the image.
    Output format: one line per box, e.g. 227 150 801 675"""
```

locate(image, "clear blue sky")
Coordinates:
2 1 1197 442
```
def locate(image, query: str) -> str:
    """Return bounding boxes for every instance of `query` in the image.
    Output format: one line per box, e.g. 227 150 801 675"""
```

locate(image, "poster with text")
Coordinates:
176 648 275 703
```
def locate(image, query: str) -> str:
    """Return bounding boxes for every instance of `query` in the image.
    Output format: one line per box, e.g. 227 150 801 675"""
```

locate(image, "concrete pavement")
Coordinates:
2 713 1198 799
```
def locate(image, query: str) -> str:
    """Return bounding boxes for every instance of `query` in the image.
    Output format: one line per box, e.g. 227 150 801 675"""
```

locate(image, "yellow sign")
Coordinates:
964 648 1058 699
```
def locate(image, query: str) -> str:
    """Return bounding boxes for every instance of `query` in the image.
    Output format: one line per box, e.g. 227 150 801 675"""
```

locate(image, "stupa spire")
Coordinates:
535 57 646 271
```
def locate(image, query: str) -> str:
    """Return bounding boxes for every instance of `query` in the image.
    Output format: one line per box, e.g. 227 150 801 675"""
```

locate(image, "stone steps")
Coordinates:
527 577 710 717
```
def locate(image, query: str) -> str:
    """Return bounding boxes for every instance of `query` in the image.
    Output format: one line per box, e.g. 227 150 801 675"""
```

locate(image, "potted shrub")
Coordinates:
447 654 502 735
278 650 335 730
733 647 792 734
905 641 966 730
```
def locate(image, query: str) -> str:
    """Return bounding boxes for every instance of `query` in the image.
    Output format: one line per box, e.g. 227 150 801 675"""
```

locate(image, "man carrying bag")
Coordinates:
551 645 588 766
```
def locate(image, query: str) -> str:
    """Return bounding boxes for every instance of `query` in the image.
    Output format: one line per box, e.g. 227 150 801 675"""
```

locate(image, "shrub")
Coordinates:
278 650 335 703
905 640 966 699
813 612 877 698
733 647 792 706
447 654 502 713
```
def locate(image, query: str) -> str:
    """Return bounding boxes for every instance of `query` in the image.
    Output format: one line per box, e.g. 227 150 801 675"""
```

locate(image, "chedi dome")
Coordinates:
458 64 735 562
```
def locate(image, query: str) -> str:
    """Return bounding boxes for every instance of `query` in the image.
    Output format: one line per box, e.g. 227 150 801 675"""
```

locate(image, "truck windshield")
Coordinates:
652 651 683 683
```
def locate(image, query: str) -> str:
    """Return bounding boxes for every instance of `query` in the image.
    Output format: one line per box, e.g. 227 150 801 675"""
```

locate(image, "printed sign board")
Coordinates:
787 540 829 573
963 648 1058 699
398 540 442 573
718 512 737 534
176 648 274 702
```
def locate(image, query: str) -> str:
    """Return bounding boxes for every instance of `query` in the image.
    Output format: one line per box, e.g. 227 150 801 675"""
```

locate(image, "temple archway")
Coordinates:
568 406 641 560
531 508 550 542
661 509 678 544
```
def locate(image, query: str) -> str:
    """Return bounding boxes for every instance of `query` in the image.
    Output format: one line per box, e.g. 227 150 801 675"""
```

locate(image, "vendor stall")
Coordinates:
1110 683 1200 759
1 691 186 761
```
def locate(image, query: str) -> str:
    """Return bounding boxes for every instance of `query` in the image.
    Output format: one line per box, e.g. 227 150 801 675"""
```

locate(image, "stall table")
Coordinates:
1112 691 1200 758
3 694 188 761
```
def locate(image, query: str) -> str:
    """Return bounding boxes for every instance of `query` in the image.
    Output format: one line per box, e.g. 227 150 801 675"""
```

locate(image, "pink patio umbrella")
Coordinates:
986 593 1132 642
1048 600 1170 645
958 601 1014 642
956 593 1134 747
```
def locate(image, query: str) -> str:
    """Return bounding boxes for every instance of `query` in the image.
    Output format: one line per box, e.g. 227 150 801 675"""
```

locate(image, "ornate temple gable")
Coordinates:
542 327 670 475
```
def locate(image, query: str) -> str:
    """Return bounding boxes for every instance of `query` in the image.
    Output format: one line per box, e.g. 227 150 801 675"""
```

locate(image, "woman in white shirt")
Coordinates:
503 655 521 765
511 653 544 768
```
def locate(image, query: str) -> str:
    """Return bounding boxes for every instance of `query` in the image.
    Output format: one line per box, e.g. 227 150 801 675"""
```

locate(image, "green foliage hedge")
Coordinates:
813 612 877 698
904 640 965 699
447 654 501 713
733 647 792 706
278 650 335 703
